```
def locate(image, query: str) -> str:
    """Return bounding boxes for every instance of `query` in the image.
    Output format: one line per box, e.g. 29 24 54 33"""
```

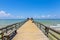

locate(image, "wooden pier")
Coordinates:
12 20 49 40
0 18 60 40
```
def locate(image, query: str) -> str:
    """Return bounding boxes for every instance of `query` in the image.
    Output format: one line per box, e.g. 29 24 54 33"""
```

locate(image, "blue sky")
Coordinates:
0 0 60 19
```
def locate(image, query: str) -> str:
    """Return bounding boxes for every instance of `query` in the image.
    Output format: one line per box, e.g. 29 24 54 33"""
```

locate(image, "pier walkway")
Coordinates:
12 20 49 40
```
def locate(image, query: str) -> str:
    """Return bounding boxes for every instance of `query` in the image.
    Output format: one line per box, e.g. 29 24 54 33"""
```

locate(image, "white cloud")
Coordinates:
35 15 57 19
41 15 46 18
33 15 41 18
0 10 58 19
0 10 11 17
0 10 25 19
47 15 51 18
17 16 24 18
0 10 18 19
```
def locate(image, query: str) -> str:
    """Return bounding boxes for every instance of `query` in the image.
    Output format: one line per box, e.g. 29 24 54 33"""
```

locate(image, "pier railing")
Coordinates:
0 19 28 40
33 21 60 40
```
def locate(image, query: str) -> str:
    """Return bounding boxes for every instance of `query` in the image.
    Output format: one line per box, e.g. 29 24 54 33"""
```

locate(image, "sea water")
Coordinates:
0 19 25 28
0 19 60 30
34 19 60 31
35 19 60 26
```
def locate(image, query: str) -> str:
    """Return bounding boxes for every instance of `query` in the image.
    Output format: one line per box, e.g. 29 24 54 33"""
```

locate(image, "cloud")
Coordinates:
0 10 58 19
47 15 51 18
0 10 11 17
33 14 57 19
0 10 18 19
41 15 57 19
40 15 51 18
16 16 24 18
0 10 25 19
41 15 46 18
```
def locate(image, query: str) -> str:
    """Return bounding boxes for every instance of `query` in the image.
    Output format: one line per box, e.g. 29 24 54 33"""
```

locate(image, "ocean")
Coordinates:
0 19 60 30
34 19 60 31
34 19 60 26
0 19 25 28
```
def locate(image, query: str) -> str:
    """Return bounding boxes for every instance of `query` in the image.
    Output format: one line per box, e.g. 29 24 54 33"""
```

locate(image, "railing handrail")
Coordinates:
40 22 60 34
0 19 28 40
34 21 60 34
33 21 60 40
0 23 18 30
0 19 27 30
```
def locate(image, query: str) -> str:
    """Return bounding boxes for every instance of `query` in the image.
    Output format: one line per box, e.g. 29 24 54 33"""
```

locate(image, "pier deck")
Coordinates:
12 20 49 40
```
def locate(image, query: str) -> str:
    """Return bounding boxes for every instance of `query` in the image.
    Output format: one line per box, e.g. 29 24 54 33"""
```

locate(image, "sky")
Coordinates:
0 0 60 19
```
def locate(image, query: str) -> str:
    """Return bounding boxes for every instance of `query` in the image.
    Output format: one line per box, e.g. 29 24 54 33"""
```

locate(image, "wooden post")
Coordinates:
19 23 20 26
1 32 4 40
45 27 49 37
15 30 17 34
6 36 10 40
36 23 38 27
15 24 17 29
40 24 41 29
6 28 7 33
32 20 34 23
38 24 40 28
